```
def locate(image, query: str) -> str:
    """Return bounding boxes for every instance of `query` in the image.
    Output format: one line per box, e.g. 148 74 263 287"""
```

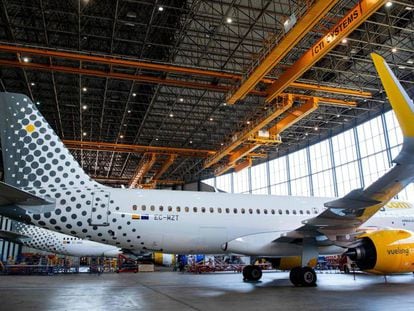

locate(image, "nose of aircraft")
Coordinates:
104 248 122 258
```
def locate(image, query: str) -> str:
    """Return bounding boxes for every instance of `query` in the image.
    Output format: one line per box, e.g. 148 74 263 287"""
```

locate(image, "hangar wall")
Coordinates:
0 216 21 262
204 110 414 201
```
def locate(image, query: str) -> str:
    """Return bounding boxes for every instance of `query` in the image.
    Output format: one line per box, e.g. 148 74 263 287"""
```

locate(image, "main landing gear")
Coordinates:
289 266 317 287
242 265 263 282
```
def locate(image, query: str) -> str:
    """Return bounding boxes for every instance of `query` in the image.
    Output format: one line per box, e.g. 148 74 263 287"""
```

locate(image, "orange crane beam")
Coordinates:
152 155 177 181
63 140 267 159
234 158 253 173
0 44 372 98
225 0 339 104
269 97 319 136
129 153 157 188
0 44 239 80
266 0 387 103
204 94 295 168
289 82 371 98
228 144 259 165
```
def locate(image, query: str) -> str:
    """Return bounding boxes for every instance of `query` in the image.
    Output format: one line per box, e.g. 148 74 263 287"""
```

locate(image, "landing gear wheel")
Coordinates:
290 267 317 287
242 265 262 281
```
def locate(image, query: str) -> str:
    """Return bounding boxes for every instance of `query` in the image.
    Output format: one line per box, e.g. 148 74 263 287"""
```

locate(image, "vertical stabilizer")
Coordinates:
0 93 99 189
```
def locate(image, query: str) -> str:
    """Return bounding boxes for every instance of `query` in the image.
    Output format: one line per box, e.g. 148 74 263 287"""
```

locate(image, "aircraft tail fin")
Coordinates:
0 93 99 190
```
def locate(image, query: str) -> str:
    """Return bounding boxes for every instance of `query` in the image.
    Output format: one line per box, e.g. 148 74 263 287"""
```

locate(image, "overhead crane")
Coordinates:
0 44 372 98
129 153 157 188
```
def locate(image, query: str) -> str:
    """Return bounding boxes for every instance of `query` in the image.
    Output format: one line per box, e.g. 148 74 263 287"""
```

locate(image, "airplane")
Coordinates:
0 53 413 287
0 217 121 257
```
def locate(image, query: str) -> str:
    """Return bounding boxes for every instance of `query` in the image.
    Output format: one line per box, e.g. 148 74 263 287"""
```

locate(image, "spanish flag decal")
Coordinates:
132 214 140 220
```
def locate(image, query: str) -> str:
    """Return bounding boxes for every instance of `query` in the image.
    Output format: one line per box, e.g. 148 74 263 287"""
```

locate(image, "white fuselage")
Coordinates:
24 187 414 256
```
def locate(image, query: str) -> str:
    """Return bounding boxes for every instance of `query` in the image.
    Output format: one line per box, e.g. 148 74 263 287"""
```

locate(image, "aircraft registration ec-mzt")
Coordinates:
0 53 414 287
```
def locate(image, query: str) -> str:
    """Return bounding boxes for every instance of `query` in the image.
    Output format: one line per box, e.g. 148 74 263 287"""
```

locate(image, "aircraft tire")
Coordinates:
289 267 302 286
242 265 262 281
300 266 317 287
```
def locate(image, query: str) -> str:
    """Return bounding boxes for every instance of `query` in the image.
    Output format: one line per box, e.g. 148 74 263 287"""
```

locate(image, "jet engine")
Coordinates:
346 229 414 274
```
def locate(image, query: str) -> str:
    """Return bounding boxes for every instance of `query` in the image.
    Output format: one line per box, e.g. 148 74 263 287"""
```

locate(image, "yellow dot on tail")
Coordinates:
25 124 35 133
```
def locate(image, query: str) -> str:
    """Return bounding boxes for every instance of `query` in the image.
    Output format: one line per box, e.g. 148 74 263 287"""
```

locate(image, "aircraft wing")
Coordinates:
0 181 54 206
0 230 30 243
277 53 414 246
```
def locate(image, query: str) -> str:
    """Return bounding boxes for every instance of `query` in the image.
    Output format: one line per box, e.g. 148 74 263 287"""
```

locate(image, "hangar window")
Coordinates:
218 208 222 213
249 209 253 214
168 206 173 212
241 208 245 214
233 208 238 214
286 210 290 215
271 209 275 215
278 209 282 215
225 208 230 213
256 209 260 214
141 205 146 211
209 207 214 213
159 206 164 212
201 207 206 213
150 205 155 211
185 207 189 212
176 206 181 212
193 207 197 212
264 209 268 214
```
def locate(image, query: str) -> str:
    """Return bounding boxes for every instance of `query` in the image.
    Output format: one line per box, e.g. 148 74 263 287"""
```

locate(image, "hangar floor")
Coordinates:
1 271 414 310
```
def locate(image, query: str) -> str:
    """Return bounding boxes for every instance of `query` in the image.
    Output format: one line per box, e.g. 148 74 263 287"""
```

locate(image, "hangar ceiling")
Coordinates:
0 0 413 187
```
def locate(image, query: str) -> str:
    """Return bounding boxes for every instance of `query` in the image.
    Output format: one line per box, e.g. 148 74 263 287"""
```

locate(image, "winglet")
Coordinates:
371 53 414 138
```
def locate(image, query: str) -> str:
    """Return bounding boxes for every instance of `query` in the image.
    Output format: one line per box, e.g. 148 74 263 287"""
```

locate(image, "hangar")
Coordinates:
0 0 413 309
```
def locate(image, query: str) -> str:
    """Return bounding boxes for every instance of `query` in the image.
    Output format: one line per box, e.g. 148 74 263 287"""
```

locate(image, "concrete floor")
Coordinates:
1 270 414 310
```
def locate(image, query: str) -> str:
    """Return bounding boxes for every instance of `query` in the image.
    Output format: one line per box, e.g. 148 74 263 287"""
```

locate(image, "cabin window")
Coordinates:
306 210 310 215
293 210 297 215
150 205 155 211
142 205 146 211
168 206 173 212
271 209 275 215
286 210 290 215
176 206 181 212
209 207 214 213
264 209 268 215
299 210 303 215
217 208 222 213
256 209 260 214
278 209 282 215
225 208 230 213
133 205 137 211
201 207 206 213
249 209 253 214
193 207 197 213
159 206 164 212
233 208 238 214
185 207 189 212
241 208 245 214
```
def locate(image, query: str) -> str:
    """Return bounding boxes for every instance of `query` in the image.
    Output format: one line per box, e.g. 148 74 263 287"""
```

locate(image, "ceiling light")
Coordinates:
220 143 224 146
127 110 131 113
36 101 40 105
341 38 348 44
179 98 184 102
82 87 87 92
344 118 349 122
398 65 406 69
189 140 192 144
407 59 413 64
305 132 308 136
120 135 124 139
391 47 397 53
385 1 393 8
169 113 174 118
336 114 340 118
222 102 227 106
158 6 164 11
209 117 213 121
314 126 319 131
226 17 232 24
406 6 413 11
82 105 88 110
132 93 136 97
22 57 30 63
155 138 159 141
246 121 251 124
123 124 127 127
83 132 87 136
30 82 35 86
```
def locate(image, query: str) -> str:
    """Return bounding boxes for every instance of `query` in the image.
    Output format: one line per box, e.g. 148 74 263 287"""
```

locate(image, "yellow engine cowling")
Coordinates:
346 229 414 274
271 256 317 270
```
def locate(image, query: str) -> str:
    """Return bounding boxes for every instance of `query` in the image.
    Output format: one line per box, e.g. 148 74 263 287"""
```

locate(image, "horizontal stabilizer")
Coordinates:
0 230 30 243
324 189 381 209
0 182 55 213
